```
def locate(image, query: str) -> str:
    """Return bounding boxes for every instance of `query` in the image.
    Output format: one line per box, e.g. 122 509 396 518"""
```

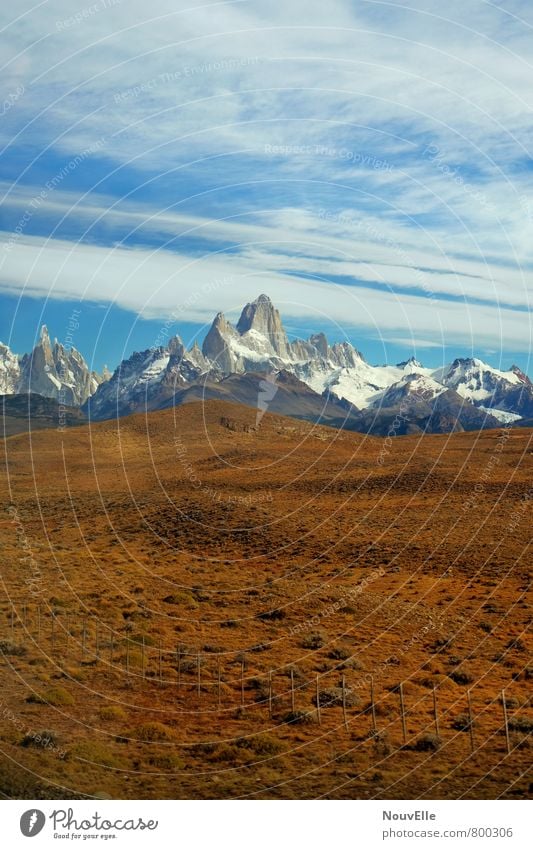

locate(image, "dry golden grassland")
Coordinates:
0 401 531 799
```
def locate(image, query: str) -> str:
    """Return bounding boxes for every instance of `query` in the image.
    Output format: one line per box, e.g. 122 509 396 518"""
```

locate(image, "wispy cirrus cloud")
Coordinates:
0 0 531 369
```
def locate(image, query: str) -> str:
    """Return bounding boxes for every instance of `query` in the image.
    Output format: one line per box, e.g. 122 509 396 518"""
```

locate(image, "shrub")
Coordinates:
506 637 526 653
413 733 442 751
145 753 185 770
0 639 27 656
131 722 174 742
314 687 360 708
162 592 198 608
448 668 474 686
282 710 315 725
371 730 392 756
20 729 60 750
239 734 285 756
69 741 123 768
99 706 127 722
328 647 351 660
301 632 325 650
452 714 472 732
507 716 533 733
258 608 285 622
27 687 74 706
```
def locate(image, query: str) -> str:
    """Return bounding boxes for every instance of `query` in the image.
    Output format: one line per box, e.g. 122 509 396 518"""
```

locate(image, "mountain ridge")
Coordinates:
2 295 531 434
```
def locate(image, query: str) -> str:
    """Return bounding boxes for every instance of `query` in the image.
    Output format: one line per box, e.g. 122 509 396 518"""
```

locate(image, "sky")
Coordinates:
0 0 531 375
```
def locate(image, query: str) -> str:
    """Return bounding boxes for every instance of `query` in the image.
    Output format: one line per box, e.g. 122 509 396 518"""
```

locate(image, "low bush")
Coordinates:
448 668 474 685
452 714 472 732
131 722 174 742
281 710 315 725
27 687 74 706
413 733 442 752
99 706 127 722
301 632 325 650
314 687 360 708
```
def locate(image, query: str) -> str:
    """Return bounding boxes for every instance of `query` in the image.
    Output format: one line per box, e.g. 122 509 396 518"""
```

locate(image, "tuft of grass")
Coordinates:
145 753 185 770
163 592 198 608
99 705 127 722
27 686 74 706
131 722 174 742
69 741 124 768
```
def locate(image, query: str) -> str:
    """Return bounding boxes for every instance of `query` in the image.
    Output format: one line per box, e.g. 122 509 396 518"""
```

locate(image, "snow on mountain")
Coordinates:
0 327 107 405
0 342 21 394
6 296 528 432
477 406 523 424
371 373 447 409
435 357 521 401
85 335 213 419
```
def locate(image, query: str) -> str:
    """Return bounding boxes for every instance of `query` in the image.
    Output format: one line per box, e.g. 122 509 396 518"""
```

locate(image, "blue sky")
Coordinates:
0 0 531 374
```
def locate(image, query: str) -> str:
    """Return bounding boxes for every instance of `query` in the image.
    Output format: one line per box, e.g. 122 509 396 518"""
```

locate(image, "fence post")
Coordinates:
501 689 511 755
342 674 348 731
290 668 295 712
399 682 407 744
467 689 475 753
432 685 439 737
370 675 377 732
82 617 86 659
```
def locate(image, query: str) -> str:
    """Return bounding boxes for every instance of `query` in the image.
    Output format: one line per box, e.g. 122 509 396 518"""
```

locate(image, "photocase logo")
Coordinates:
256 370 279 425
20 809 46 837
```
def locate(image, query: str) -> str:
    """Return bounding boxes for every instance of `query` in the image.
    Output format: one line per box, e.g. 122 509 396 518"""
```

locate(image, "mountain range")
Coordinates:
0 325 108 405
1 295 531 435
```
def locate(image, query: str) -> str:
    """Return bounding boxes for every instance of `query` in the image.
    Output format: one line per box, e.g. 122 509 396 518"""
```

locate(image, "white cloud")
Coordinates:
0 0 531 361
0 231 530 353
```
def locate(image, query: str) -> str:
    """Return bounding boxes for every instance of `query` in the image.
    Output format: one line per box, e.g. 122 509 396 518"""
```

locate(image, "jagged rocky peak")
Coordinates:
308 332 329 358
510 364 532 385
0 341 21 394
18 324 101 406
397 356 423 370
167 333 186 357
330 341 364 369
236 294 290 358
202 311 238 371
